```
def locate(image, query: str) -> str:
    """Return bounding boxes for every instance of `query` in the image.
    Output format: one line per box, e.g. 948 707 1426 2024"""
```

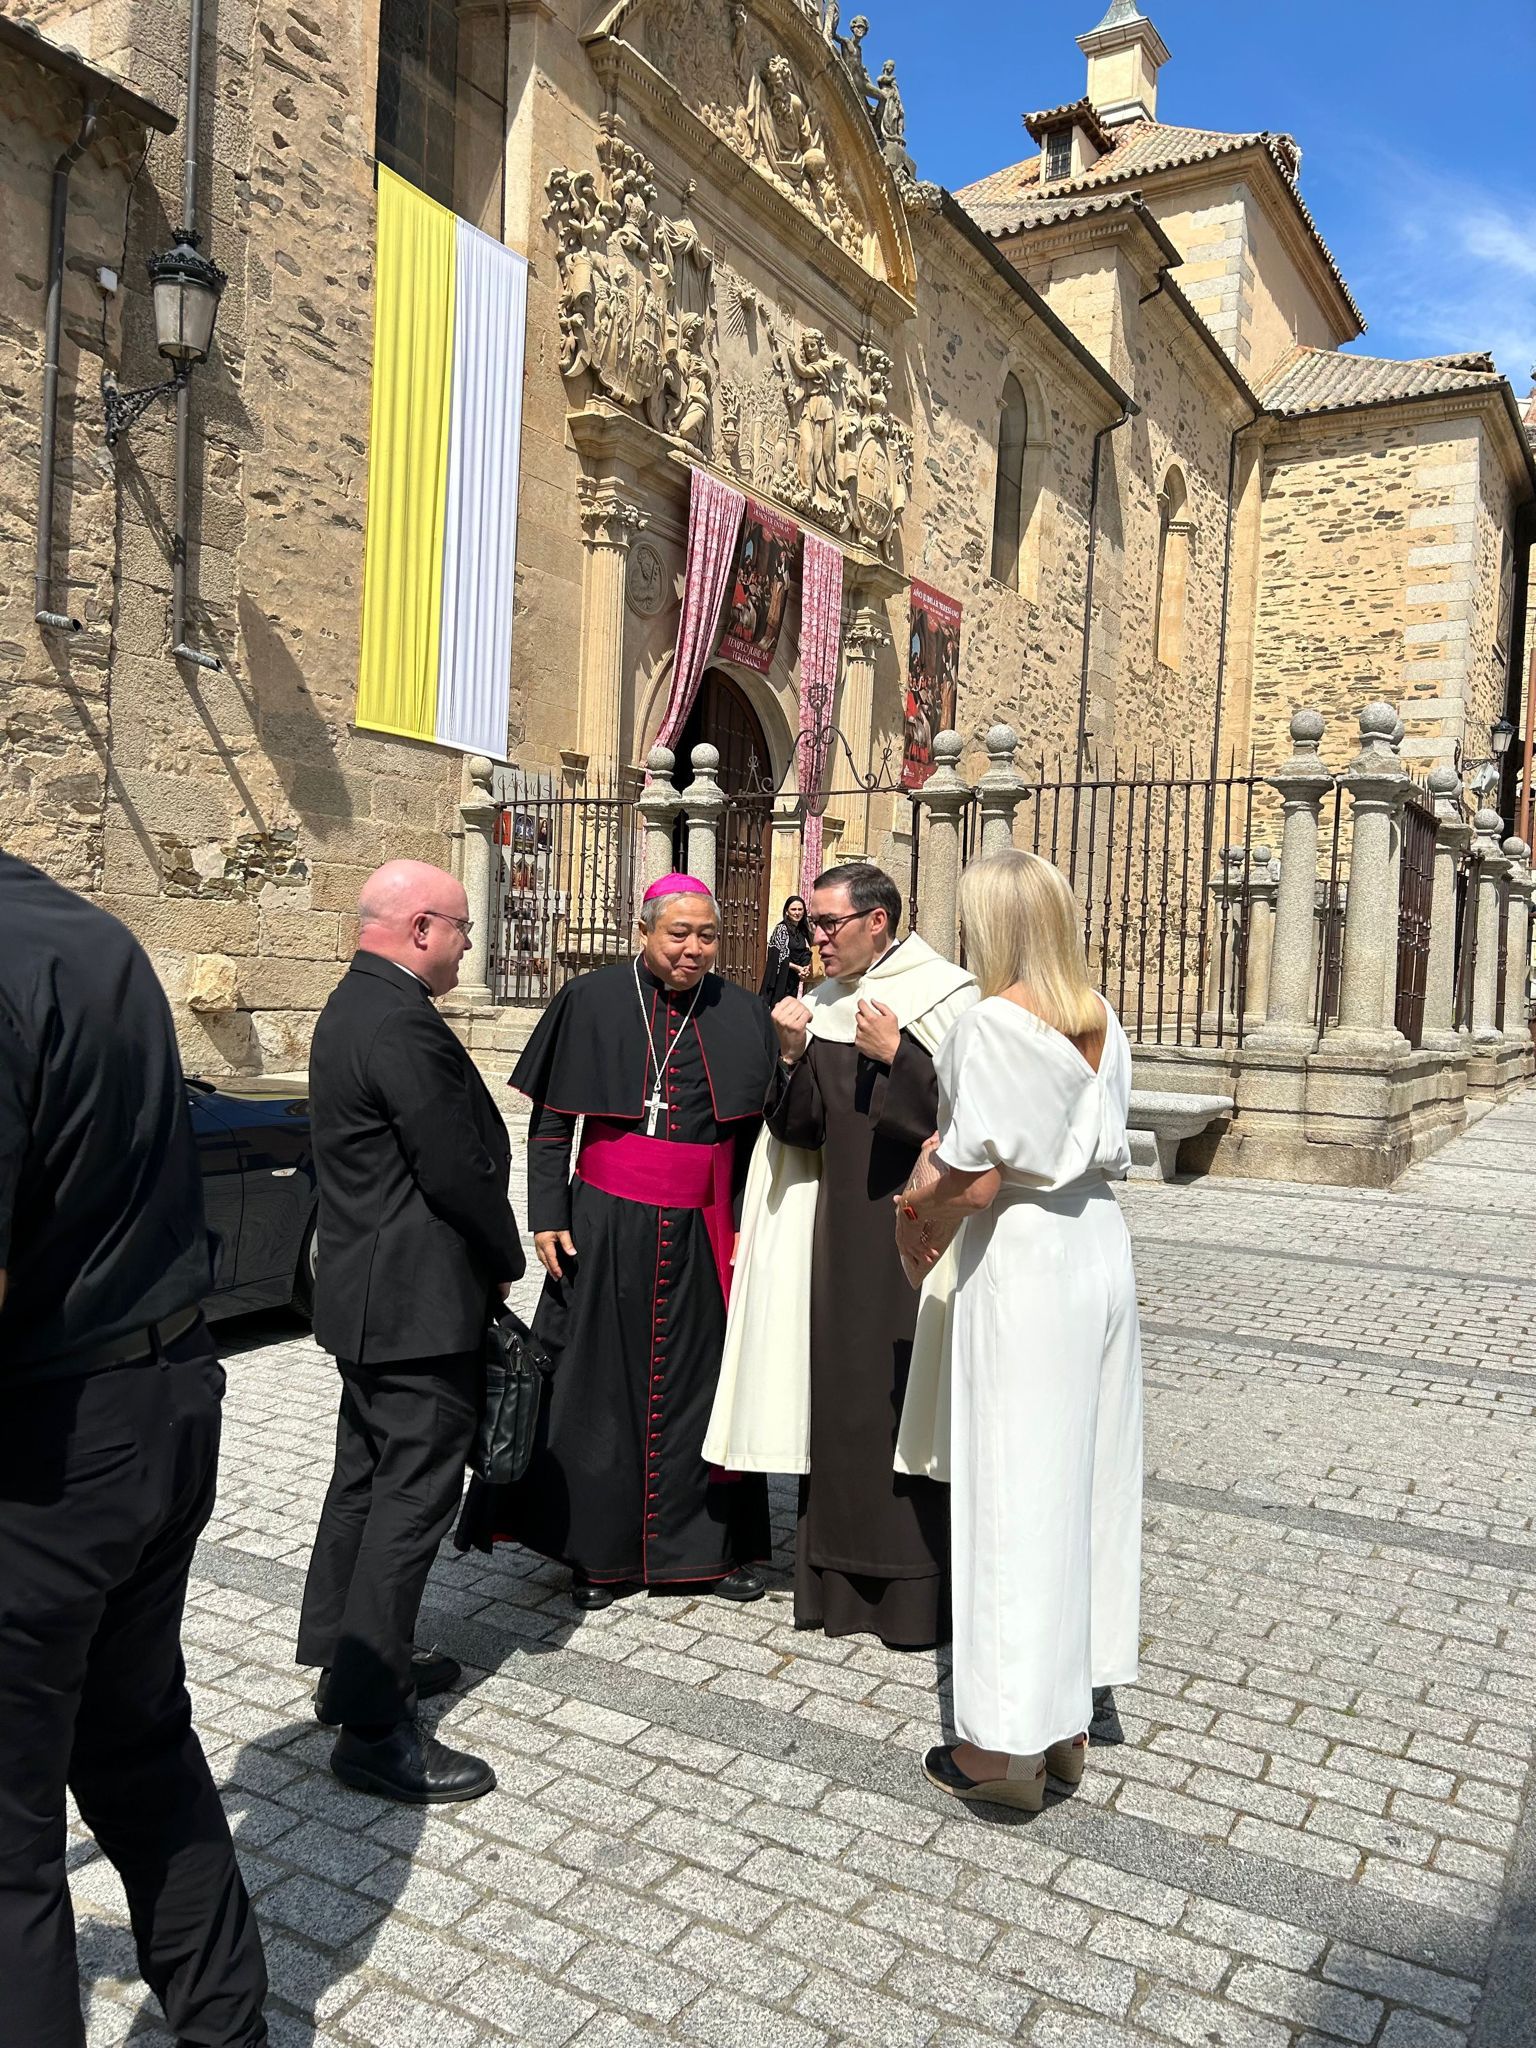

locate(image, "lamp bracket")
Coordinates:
102 364 190 448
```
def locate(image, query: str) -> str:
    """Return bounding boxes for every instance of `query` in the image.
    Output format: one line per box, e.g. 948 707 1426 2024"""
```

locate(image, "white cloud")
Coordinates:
1333 147 1536 387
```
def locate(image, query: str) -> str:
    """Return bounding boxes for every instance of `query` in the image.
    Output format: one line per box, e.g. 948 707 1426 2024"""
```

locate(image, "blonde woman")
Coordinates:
897 850 1142 1811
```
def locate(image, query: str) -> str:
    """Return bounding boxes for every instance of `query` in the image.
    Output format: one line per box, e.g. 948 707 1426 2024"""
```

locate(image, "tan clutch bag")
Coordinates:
897 1141 956 1289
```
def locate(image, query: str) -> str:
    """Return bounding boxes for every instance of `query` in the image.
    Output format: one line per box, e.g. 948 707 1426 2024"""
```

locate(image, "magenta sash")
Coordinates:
576 1119 736 1308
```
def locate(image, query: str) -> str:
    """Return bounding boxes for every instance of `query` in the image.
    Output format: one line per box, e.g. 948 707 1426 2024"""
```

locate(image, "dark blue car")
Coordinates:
187 1077 317 1322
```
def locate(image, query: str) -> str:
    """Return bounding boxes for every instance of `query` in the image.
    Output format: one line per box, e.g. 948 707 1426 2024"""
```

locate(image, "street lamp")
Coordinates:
1491 716 1517 760
102 228 226 446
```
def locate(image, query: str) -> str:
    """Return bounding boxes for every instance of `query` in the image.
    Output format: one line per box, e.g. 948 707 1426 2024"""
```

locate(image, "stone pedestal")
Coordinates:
456 753 497 1006
1248 710 1331 1053
1469 808 1509 1045
976 723 1026 857
679 743 725 896
911 731 968 961
1500 838 1532 1055
638 746 683 891
1420 763 1471 1054
1325 703 1410 1057
1242 846 1279 1025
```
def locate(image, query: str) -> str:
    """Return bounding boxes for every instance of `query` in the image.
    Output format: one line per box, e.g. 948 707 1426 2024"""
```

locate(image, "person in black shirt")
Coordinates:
296 859 524 1806
0 852 268 2048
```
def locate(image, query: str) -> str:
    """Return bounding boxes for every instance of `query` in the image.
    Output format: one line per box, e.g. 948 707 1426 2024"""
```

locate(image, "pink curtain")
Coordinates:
797 532 843 890
653 468 746 756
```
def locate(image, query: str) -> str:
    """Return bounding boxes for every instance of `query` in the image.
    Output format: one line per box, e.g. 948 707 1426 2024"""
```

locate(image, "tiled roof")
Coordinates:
1023 98 1114 153
1260 345 1506 416
955 118 1360 331
964 188 1152 239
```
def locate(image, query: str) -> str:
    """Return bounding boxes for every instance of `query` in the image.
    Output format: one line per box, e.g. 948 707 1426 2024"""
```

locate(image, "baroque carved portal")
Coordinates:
545 135 717 449
722 312 909 560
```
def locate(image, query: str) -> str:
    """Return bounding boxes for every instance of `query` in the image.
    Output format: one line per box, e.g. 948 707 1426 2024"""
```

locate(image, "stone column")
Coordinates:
1507 839 1531 1048
1377 714 1407 1029
679 743 725 897
638 746 683 891
1501 837 1531 1047
1202 846 1247 1030
1249 709 1332 1051
575 478 646 773
1327 703 1411 1054
911 730 968 961
839 605 888 786
1468 809 1508 1042
976 724 1027 857
1242 844 1279 1025
1420 763 1471 1053
456 753 497 1006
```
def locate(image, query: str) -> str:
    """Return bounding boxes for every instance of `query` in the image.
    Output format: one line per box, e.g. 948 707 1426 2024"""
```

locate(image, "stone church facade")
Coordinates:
1 0 1531 1072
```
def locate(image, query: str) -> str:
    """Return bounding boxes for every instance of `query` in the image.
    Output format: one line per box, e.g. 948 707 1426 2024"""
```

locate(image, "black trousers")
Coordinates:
296 1353 479 1728
0 1323 268 2048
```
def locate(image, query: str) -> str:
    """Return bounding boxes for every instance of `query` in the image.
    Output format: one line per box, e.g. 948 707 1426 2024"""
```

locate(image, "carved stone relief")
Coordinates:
545 134 717 451
626 539 669 615
639 0 870 258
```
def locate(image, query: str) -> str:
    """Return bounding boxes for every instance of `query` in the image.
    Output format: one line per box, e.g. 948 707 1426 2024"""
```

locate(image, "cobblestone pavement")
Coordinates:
75 1090 1536 2048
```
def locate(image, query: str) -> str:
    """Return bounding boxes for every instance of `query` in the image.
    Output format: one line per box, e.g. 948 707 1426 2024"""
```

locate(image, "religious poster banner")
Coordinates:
716 499 799 674
901 579 963 789
653 468 745 755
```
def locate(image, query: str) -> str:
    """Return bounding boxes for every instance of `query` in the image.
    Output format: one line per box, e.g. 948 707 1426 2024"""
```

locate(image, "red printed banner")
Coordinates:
901 579 963 789
716 499 799 675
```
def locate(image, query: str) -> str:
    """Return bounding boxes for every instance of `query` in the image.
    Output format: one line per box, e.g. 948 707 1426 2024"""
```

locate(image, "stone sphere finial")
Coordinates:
1427 763 1460 798
1503 836 1530 864
1389 717 1406 748
1359 702 1398 740
1252 843 1272 866
467 753 494 792
985 722 1018 759
646 744 675 776
1290 708 1325 747
1223 843 1246 868
1474 807 1505 837
933 729 964 766
690 742 721 774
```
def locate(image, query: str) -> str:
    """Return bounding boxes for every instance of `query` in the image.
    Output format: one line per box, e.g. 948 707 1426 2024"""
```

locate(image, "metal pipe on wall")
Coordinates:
35 99 99 632
1074 404 1136 774
171 0 220 670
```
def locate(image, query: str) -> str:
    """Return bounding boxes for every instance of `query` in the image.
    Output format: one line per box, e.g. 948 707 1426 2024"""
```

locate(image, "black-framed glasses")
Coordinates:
420 909 474 939
808 909 874 938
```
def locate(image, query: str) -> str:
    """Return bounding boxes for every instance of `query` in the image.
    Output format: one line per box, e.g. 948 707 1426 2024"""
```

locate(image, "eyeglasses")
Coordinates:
808 909 874 938
420 910 474 939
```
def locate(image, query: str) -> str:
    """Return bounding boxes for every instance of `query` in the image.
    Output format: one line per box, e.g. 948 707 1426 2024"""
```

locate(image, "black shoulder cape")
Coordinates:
511 960 776 1124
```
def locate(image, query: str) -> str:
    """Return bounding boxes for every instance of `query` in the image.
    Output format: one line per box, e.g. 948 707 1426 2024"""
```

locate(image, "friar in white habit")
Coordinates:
705 862 977 1648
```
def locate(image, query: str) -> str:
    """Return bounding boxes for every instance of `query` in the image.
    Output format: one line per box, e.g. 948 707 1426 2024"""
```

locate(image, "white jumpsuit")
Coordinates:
935 996 1143 1756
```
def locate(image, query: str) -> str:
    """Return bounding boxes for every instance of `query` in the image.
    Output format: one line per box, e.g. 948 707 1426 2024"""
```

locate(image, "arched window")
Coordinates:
1155 464 1191 672
990 375 1029 589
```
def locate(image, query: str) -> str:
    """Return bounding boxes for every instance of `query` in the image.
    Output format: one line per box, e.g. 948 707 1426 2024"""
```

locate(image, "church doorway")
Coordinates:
673 669 775 987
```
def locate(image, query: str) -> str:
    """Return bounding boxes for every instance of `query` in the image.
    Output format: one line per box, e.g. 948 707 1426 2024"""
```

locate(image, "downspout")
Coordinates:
1502 499 1532 839
1208 412 1262 781
172 0 220 670
35 98 100 633
1074 404 1136 774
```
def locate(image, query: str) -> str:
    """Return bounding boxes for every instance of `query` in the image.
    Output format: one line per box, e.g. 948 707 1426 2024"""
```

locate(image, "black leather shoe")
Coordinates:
713 1567 766 1603
314 1647 462 1726
570 1578 641 1611
330 1721 495 1804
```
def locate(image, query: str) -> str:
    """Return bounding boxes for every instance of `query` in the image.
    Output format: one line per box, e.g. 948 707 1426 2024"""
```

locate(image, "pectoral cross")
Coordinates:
645 1086 666 1137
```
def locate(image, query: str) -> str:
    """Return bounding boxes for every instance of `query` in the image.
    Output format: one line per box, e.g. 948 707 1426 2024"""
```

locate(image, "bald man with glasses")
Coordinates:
297 861 524 1805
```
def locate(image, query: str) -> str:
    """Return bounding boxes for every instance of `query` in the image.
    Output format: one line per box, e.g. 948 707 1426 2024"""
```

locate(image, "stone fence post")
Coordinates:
1501 837 1532 1046
976 723 1027 857
457 752 497 1006
912 730 968 961
1242 844 1279 1024
1249 709 1331 1052
1327 703 1411 1055
1421 764 1471 1053
1203 846 1248 1030
638 746 684 892
679 743 725 897
1470 809 1509 1043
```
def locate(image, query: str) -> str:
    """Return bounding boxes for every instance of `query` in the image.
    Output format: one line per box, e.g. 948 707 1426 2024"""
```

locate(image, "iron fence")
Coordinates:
490 771 641 1003
1393 792 1437 1048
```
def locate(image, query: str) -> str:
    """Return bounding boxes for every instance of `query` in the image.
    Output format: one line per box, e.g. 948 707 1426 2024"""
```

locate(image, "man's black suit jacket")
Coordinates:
309 951 524 1365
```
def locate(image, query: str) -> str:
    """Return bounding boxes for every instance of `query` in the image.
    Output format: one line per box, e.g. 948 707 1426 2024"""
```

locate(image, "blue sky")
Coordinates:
872 0 1536 389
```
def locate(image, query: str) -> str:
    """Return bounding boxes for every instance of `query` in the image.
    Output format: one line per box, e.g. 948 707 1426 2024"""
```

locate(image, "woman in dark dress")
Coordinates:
759 896 813 1006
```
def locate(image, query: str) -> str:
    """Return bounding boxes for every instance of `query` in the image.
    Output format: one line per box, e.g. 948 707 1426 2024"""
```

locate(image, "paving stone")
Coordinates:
1177 1898 1326 1971
860 1887 998 1962
678 1988 831 2048
670 1923 810 2002
1056 1857 1189 1927
453 1961 596 2044
1227 1960 1383 2042
656 1865 780 1933
795 1970 938 2046
1135 1982 1294 2048
986 1928 1137 2019
1084 1913 1229 1992
339 1987 479 2048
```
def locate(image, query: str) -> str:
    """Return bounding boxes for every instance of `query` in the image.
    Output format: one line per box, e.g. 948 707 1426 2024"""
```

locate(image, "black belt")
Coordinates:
70 1303 203 1374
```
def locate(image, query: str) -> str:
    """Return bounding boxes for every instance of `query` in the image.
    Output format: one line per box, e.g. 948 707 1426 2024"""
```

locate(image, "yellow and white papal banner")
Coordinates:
356 166 528 759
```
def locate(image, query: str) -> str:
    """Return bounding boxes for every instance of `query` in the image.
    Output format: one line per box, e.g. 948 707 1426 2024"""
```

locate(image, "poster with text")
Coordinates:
716 499 800 674
902 579 963 788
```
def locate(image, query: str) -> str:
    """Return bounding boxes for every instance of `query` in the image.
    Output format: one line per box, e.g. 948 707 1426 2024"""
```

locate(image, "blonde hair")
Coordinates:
958 850 1102 1036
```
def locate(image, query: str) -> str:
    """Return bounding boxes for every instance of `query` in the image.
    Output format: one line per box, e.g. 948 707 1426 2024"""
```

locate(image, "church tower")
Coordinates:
1077 0 1171 129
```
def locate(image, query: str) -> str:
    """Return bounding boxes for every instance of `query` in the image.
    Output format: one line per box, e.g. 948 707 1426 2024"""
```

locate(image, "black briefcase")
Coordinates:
471 1310 551 1487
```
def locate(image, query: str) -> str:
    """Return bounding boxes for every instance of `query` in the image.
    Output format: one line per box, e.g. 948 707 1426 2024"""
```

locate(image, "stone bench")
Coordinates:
1126 1090 1234 1182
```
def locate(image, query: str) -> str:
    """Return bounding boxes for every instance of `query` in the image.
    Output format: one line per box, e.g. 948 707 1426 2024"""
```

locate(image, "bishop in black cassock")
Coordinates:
456 878 777 1607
